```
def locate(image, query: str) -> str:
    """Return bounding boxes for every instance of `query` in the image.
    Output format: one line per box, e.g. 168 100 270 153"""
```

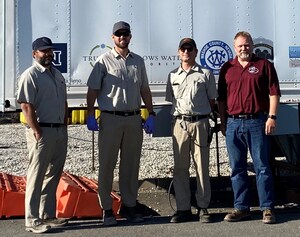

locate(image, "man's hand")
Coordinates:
143 115 155 134
87 115 99 131
265 118 276 135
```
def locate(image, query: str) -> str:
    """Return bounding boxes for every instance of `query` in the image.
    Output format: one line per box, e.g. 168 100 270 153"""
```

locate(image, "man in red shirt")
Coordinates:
218 31 281 224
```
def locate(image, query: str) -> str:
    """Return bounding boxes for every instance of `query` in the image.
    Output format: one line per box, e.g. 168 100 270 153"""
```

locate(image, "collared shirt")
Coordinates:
218 55 281 115
165 63 218 116
17 61 67 123
87 48 149 111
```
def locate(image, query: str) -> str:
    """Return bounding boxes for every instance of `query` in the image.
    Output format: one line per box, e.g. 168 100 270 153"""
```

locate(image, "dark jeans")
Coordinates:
226 115 275 210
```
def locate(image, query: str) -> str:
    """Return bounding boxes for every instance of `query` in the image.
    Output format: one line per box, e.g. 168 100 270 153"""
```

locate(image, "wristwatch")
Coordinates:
268 115 277 120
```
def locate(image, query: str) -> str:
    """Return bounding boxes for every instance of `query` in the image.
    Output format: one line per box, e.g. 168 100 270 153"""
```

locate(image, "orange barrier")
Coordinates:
56 172 121 218
0 173 26 218
0 172 122 219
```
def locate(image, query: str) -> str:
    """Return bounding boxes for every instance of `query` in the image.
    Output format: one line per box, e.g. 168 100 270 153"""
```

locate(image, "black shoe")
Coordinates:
119 205 144 223
170 210 193 223
198 208 212 223
103 209 117 226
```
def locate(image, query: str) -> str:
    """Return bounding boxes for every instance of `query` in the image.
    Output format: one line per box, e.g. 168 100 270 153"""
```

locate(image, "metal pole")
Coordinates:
92 130 95 171
1 0 6 112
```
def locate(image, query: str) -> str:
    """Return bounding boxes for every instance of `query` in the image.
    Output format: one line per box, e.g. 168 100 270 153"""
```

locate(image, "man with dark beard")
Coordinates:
86 21 155 226
17 37 68 233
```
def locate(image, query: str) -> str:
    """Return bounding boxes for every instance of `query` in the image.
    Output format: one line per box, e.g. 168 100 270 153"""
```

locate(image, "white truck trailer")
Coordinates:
1 0 300 163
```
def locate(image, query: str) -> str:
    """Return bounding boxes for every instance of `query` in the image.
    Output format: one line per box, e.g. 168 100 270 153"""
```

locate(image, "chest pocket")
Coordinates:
191 79 207 97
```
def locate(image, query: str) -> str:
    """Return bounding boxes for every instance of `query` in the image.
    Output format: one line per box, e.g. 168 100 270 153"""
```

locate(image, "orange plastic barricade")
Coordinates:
56 172 121 218
0 173 26 218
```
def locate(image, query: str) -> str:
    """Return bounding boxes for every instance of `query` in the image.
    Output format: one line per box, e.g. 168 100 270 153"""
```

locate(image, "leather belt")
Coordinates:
38 123 65 128
175 114 208 122
102 110 141 116
227 114 261 119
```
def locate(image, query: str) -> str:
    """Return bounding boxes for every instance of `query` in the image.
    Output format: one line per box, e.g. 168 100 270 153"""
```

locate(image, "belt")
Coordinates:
38 123 65 128
102 110 141 116
227 113 261 119
175 114 208 122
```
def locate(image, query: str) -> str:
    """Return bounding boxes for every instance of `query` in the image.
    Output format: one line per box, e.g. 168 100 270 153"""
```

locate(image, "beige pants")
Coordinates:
172 118 211 210
25 126 67 226
98 113 143 210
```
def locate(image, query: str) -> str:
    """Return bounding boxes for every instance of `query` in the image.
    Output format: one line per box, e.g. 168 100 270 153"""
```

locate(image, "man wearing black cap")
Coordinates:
166 38 217 223
86 21 155 226
17 37 68 233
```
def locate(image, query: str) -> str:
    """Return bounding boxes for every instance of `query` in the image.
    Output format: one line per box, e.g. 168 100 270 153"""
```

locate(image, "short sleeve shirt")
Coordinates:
165 63 218 116
218 55 281 115
87 48 149 111
17 61 67 123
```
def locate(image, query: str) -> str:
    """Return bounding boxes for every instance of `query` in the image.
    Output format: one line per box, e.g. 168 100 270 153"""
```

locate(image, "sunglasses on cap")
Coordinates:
114 31 131 37
180 46 194 52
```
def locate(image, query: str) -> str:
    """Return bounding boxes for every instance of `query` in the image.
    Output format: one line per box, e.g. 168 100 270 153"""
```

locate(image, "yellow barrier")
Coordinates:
19 112 26 124
20 108 148 125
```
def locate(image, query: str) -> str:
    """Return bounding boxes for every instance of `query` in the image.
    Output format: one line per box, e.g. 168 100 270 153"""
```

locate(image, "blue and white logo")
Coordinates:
200 40 233 75
52 43 68 73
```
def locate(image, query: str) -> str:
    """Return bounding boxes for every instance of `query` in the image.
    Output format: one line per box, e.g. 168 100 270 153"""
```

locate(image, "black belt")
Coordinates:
102 110 141 116
227 114 261 119
38 123 65 128
175 114 208 122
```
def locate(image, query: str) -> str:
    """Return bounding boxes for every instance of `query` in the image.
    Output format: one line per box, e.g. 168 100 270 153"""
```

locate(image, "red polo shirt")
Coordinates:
218 55 281 115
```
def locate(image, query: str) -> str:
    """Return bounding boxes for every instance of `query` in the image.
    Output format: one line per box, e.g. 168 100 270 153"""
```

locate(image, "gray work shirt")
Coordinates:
87 48 149 111
166 63 218 116
17 61 67 123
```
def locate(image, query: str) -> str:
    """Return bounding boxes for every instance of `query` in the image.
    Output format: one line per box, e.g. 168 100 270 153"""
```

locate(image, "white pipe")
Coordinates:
1 0 6 112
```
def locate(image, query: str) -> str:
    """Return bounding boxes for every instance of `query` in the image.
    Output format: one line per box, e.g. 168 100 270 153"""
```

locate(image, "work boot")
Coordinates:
170 210 193 223
198 208 212 223
262 209 276 224
119 205 144 223
43 218 68 227
103 209 117 226
25 219 51 234
224 209 251 222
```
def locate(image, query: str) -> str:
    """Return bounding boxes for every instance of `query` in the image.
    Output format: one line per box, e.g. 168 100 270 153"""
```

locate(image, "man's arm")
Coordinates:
141 86 154 113
265 95 280 135
64 101 69 125
87 88 99 116
218 100 227 136
20 102 42 140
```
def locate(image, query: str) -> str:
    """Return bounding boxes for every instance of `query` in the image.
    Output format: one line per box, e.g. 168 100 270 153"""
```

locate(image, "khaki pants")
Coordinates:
25 126 67 226
98 113 143 210
172 118 211 210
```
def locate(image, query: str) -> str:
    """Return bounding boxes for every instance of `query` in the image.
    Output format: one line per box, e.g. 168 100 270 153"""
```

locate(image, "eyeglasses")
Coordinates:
180 47 194 52
114 31 131 37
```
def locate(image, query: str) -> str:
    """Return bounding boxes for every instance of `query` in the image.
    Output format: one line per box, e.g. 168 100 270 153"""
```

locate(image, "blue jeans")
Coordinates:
226 115 275 211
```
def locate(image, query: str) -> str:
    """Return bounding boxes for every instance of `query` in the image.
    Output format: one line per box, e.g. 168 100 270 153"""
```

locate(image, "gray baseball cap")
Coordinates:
112 21 131 34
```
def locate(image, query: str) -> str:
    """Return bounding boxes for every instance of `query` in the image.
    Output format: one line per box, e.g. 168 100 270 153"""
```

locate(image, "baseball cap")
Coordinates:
112 21 131 34
32 37 55 51
178 38 197 49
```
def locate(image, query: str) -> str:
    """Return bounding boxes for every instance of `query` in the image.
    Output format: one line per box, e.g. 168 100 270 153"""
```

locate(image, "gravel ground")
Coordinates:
0 114 237 181
0 122 232 181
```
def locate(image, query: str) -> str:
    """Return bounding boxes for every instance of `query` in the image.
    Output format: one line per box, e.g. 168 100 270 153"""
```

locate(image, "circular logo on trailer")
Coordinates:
253 43 273 62
200 40 233 75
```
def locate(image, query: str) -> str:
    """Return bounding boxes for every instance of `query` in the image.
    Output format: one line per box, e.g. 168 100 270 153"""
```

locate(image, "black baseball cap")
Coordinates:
32 37 55 51
112 21 131 34
178 38 197 49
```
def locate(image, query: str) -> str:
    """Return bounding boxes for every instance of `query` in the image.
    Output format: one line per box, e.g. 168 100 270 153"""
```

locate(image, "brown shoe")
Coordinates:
262 209 276 224
224 209 251 222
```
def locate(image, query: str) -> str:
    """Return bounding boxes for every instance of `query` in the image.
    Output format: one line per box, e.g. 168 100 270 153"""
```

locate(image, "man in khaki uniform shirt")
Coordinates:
17 37 68 234
166 38 217 223
86 21 155 226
